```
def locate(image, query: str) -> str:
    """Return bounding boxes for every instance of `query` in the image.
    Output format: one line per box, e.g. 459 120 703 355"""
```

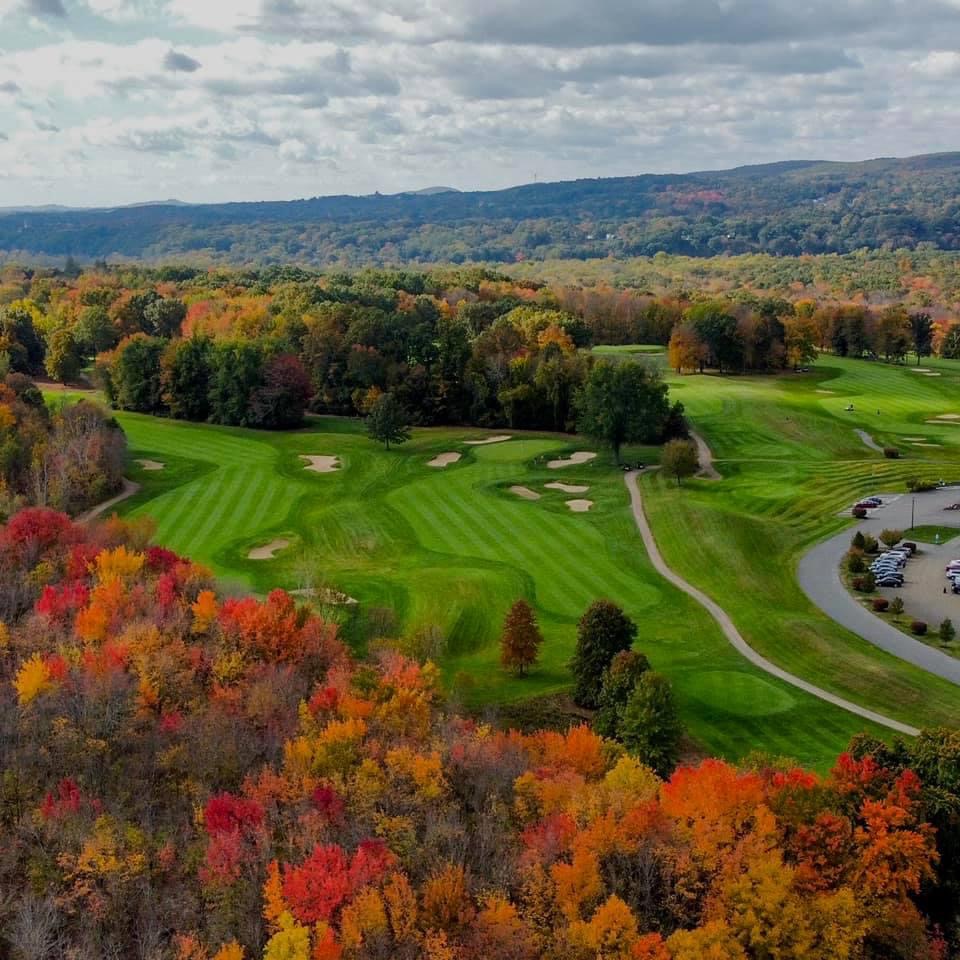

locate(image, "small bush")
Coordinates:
852 507 868 519
846 550 865 574
872 597 890 612
851 576 864 591
852 531 866 550
911 620 928 636
890 597 905 617
883 447 900 459
879 528 904 549
863 534 879 554
907 477 937 493
940 618 956 644
852 573 875 593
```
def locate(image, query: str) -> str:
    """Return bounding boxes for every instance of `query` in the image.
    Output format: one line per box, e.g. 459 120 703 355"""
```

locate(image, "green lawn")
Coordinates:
642 355 960 739
109 411 890 770
905 525 960 545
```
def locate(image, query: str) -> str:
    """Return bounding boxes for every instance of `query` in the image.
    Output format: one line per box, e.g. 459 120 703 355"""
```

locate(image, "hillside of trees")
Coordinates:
6 153 960 265
2 506 960 959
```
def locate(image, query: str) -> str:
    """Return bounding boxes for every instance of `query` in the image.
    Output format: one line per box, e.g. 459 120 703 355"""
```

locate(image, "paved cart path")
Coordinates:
625 471 919 736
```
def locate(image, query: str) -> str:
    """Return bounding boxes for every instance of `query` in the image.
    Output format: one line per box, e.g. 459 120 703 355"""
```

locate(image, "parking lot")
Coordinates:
858 485 960 628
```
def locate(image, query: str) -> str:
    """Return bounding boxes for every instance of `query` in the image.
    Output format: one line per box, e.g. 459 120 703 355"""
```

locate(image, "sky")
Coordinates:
0 0 959 206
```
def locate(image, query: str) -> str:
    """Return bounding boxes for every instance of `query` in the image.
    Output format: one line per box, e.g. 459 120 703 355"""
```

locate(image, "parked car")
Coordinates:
854 501 878 510
862 497 882 506
876 576 905 587
901 541 917 554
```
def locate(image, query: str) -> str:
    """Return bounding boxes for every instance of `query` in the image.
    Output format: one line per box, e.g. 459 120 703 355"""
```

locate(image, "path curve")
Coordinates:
76 477 140 524
799 527 960 687
624 472 918 736
689 429 721 480
854 429 883 453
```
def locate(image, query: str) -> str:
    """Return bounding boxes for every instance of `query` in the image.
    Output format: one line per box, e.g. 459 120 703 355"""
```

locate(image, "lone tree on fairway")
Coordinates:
500 599 543 677
571 600 637 708
575 359 672 462
367 391 411 450
619 671 683 777
879 529 904 549
662 438 699 486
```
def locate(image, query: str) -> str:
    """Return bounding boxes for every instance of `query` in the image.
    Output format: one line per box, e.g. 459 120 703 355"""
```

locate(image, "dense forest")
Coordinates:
1 507 959 959
6 153 960 266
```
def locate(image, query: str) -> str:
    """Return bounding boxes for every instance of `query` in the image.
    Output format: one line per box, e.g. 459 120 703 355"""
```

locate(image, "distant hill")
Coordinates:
3 152 960 265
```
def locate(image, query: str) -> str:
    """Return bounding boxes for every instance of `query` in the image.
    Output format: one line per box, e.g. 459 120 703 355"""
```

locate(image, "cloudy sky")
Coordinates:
0 0 957 206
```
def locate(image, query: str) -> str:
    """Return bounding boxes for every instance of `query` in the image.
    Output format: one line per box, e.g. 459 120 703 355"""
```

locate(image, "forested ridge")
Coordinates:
6 152 960 265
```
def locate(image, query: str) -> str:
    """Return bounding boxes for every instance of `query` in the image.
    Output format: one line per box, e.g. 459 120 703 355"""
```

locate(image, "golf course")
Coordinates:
106 351 960 769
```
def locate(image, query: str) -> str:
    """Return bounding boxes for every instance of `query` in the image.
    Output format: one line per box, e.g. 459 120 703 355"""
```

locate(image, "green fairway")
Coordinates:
110 410 892 769
642 354 960 738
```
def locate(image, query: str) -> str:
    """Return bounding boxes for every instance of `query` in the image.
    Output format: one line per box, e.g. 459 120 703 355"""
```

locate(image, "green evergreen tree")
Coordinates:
619 671 683 777
570 600 637 709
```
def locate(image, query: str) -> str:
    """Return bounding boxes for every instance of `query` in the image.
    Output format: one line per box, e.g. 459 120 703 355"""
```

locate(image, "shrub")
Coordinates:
863 534 879 554
859 571 876 593
911 620 928 636
872 597 890 612
852 507 868 519
939 618 956 644
851 576 864 591
851 531 866 550
907 477 937 493
879 529 904 549
890 596 905 617
883 447 900 459
846 550 865 574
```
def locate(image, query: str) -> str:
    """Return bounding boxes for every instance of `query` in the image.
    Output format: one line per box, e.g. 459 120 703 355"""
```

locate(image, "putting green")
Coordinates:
683 672 797 716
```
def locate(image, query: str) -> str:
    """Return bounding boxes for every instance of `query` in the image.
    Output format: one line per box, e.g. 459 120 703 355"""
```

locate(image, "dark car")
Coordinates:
876 576 904 587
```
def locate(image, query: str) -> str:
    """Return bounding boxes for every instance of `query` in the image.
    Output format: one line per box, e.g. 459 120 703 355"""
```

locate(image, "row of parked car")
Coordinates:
870 540 917 588
944 558 960 594
855 495 884 511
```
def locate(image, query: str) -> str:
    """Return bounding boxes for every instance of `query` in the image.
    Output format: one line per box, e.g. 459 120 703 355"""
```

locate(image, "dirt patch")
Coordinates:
565 499 594 513
547 451 597 469
464 435 512 445
290 587 358 605
248 538 290 560
545 482 590 494
428 452 461 468
301 455 341 473
135 459 165 471
510 485 541 501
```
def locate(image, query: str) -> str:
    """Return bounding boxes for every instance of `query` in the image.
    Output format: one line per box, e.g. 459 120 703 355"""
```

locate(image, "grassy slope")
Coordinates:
643 354 960 734
113 413 885 769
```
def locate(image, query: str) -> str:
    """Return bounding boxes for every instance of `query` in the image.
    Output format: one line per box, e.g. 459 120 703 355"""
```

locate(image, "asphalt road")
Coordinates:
798 486 960 685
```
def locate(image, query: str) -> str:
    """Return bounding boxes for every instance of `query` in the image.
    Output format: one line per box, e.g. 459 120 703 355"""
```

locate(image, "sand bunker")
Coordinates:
565 499 594 513
464 435 512 445
926 419 960 425
428 452 461 468
912 442 942 447
510 485 541 501
135 459 165 471
548 451 597 469
545 482 590 494
933 414 960 420
923 372 942 377
910 367 933 373
901 437 927 442
301 455 341 473
248 538 290 560
815 389 835 394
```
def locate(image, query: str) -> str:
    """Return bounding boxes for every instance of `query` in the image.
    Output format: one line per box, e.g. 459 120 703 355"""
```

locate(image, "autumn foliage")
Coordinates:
0 506 953 960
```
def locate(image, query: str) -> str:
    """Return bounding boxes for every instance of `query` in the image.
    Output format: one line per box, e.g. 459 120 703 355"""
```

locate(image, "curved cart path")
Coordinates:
625 471 918 736
689 430 721 480
76 477 140 524
854 429 883 453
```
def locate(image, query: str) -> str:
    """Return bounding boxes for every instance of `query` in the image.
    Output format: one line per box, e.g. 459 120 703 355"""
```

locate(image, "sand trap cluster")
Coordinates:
464 435 512 445
565 499 594 513
545 482 590 494
301 455 341 473
510 485 541 501
248 538 290 560
548 451 597 469
136 459 165 471
428 452 461 468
